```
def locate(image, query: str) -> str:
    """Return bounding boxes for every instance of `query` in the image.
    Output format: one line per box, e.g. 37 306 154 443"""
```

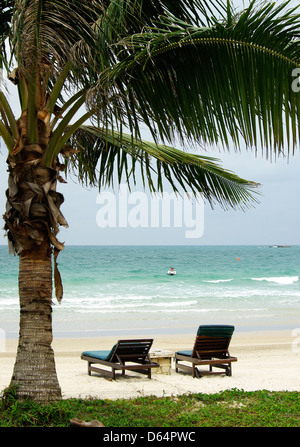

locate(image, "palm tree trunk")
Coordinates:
10 242 61 402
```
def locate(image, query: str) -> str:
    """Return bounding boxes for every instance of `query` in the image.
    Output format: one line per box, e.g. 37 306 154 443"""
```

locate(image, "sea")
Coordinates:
0 245 300 338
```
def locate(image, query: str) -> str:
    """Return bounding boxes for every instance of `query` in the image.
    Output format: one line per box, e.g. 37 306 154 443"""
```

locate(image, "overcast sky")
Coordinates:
0 0 299 247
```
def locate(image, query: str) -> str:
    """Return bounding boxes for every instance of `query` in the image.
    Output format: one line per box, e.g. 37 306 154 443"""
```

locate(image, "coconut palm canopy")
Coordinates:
0 0 299 401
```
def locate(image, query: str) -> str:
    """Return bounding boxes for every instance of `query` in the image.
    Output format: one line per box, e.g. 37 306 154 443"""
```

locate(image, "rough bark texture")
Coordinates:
10 244 62 402
3 98 68 401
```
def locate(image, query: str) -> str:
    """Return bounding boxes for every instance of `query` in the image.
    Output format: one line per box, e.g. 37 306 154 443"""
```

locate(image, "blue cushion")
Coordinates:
82 344 117 362
176 350 192 357
197 325 234 337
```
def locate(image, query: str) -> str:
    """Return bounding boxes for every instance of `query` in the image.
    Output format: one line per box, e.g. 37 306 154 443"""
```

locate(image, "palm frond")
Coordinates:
1 0 298 214
6 0 222 86
10 0 97 71
0 0 14 72
91 0 300 155
66 125 259 210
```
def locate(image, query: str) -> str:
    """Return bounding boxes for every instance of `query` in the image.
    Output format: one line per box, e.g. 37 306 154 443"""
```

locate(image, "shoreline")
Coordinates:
1 329 300 400
4 320 299 340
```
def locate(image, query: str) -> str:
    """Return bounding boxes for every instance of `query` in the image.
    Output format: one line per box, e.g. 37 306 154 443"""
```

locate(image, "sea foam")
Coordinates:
251 276 299 285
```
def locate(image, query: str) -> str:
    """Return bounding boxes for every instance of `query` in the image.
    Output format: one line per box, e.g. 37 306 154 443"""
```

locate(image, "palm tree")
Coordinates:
0 0 299 401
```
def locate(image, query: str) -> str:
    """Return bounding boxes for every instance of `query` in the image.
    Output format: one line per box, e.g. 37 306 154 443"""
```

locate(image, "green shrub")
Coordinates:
0 388 299 427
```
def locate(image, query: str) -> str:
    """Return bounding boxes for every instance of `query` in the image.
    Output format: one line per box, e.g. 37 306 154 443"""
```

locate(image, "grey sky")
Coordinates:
54 147 300 246
0 0 299 247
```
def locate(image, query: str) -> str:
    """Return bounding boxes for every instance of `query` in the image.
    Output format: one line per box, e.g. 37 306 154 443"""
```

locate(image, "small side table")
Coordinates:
150 350 173 375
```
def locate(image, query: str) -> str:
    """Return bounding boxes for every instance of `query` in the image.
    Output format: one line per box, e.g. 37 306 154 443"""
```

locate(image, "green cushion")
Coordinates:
82 344 117 362
197 325 234 337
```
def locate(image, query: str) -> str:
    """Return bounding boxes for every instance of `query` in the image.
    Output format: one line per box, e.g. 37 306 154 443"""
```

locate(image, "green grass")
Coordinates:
0 387 299 427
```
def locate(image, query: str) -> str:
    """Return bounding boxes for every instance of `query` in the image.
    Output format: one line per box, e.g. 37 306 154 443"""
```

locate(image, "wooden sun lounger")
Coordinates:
175 325 237 378
81 339 159 380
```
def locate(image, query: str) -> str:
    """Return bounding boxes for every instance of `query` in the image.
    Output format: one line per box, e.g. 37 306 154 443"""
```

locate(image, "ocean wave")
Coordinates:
71 300 197 312
74 307 212 314
71 306 269 315
251 276 299 285
150 300 197 307
0 297 19 308
61 295 153 305
204 279 233 284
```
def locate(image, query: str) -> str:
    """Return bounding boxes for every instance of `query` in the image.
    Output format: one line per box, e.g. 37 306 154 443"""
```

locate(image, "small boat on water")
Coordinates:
168 267 176 276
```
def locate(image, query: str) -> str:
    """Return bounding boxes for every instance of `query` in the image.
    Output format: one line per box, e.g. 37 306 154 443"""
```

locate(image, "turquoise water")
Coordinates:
0 245 300 337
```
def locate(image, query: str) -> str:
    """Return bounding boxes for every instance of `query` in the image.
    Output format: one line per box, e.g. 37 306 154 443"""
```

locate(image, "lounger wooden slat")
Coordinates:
81 339 159 380
175 325 237 378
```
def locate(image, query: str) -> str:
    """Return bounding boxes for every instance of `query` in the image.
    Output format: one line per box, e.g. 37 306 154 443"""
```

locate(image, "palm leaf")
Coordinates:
91 1 300 155
2 0 298 214
0 0 13 72
6 1 215 80
67 125 259 210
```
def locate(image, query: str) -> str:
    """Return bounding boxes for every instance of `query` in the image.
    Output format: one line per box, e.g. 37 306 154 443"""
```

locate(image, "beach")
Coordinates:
1 246 300 399
1 330 299 400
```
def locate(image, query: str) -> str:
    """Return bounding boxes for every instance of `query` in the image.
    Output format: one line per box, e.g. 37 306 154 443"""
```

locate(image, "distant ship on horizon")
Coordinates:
270 245 291 248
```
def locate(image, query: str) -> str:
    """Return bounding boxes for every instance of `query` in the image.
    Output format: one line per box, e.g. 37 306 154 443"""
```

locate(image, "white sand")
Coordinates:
1 330 299 400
